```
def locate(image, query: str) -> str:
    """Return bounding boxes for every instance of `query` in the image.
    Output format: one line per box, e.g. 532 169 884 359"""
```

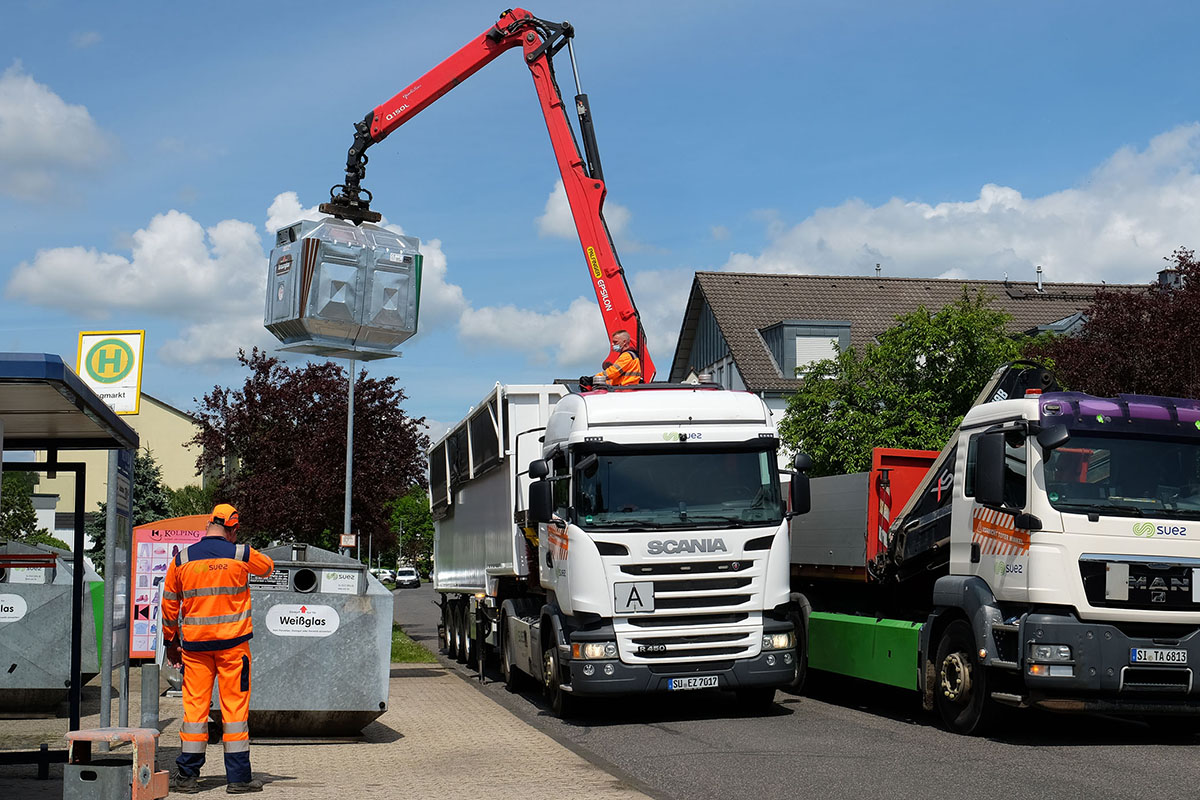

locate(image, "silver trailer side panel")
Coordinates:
433 385 566 594
790 472 869 568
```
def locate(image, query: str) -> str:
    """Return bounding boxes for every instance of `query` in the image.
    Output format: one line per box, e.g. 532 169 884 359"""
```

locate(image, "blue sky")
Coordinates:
2 1 1199 441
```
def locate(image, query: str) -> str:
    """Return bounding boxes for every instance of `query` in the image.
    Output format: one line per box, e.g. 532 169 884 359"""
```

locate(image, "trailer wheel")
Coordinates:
443 603 459 660
542 644 575 718
500 614 526 692
456 603 472 665
934 620 993 735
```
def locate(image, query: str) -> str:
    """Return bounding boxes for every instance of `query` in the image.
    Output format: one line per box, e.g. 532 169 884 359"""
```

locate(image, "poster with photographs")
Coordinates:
129 515 208 659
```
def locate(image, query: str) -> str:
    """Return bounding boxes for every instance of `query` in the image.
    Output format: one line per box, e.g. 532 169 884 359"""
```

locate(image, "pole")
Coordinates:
69 463 85 731
342 358 355 556
99 450 117 748
368 529 372 569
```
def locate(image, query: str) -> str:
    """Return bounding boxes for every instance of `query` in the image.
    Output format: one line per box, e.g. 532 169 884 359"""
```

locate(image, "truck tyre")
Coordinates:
443 603 459 660
736 687 777 712
455 603 472 665
786 609 808 695
542 644 575 718
500 614 525 692
934 620 993 735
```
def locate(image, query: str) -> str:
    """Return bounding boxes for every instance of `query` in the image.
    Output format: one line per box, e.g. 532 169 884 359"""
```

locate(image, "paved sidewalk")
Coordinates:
0 663 653 799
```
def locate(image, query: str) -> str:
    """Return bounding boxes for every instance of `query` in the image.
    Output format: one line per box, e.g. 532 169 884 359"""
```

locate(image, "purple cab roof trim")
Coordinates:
1040 392 1200 425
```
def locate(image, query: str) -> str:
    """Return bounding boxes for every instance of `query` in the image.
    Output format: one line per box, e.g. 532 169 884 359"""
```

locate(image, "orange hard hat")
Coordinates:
210 503 240 528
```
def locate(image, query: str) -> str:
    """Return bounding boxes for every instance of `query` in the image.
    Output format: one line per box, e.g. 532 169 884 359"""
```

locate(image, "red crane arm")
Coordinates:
320 8 655 381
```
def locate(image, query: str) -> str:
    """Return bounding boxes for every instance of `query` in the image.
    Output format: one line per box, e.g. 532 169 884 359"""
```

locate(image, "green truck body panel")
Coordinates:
807 611 921 690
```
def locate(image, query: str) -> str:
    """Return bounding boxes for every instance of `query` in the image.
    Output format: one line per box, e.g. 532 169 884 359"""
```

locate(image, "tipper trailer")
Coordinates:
790 362 1200 733
430 381 798 715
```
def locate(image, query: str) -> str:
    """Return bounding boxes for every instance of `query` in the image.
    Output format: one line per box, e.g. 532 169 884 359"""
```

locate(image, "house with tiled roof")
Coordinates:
668 271 1146 422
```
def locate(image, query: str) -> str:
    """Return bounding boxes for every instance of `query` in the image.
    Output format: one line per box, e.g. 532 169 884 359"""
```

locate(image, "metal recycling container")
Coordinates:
264 216 422 361
0 541 103 713
243 543 393 735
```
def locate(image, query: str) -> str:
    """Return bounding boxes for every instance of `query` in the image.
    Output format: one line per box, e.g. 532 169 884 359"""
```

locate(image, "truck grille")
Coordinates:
1080 559 1200 611
613 557 765 663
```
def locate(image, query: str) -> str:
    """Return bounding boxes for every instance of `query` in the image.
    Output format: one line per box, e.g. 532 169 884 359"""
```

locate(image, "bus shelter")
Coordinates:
0 353 139 772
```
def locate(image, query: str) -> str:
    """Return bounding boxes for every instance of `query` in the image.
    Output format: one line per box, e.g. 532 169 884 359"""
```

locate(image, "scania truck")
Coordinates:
789 362 1200 733
430 381 797 715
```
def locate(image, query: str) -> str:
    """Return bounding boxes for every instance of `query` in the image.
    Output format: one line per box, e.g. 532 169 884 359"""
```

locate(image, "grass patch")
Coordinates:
391 623 437 663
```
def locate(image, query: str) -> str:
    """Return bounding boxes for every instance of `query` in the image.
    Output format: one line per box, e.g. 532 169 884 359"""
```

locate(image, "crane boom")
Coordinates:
320 8 655 380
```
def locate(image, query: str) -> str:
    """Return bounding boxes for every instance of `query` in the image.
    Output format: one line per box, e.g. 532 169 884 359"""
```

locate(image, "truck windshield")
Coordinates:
1043 433 1200 519
574 448 783 529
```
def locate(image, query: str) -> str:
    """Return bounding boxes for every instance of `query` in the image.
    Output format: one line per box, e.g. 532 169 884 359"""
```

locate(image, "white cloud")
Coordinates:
720 123 1200 286
458 295 605 369
0 63 113 198
536 179 637 248
8 211 264 320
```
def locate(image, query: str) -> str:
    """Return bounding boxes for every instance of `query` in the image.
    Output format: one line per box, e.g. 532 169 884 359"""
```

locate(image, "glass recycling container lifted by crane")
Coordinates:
264 217 422 361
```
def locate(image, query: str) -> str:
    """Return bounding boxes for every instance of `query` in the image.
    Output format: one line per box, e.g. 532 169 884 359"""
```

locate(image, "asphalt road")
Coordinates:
393 585 1200 800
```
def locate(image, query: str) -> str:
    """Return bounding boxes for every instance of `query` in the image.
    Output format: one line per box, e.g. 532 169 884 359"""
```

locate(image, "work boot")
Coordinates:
170 773 201 794
227 778 265 793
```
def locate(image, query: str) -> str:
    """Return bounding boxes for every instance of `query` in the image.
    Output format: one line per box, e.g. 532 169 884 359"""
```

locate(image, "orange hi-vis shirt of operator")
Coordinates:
596 329 642 386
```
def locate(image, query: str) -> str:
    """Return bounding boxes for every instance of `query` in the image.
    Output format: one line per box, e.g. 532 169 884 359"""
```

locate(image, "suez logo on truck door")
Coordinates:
265 604 340 637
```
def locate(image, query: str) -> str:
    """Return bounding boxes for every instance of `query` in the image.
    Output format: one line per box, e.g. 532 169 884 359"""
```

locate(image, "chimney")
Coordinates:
1036 264 1044 293
875 263 881 278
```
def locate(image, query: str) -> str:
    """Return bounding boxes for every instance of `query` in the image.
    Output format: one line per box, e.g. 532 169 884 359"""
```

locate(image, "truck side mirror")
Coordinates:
529 480 553 523
975 431 1007 507
529 459 549 479
1037 423 1070 452
789 453 811 516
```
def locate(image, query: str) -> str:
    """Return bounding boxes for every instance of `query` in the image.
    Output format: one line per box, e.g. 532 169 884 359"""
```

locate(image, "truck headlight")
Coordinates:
1028 644 1072 662
762 632 795 651
572 641 618 660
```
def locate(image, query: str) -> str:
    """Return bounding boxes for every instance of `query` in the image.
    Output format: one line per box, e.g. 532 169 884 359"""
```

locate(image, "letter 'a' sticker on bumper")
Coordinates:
615 582 655 613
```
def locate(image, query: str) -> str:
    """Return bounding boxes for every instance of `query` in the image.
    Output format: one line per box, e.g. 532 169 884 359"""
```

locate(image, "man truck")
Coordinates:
429 381 797 715
789 362 1200 733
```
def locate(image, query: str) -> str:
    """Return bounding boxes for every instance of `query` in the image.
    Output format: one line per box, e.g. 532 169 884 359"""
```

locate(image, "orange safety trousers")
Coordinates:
176 640 253 782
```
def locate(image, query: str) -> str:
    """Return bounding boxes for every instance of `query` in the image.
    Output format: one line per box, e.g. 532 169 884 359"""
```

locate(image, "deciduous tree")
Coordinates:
778 291 1023 476
387 485 434 576
1027 248 1200 398
192 349 429 550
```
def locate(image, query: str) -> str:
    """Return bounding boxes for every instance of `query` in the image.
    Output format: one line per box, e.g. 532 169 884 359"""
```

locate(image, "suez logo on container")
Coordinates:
1132 522 1189 538
0 594 29 624
265 604 340 638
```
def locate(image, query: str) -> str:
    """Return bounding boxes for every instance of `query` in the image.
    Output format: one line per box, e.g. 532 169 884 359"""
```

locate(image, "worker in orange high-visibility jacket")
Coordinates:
595 328 643 386
162 503 274 794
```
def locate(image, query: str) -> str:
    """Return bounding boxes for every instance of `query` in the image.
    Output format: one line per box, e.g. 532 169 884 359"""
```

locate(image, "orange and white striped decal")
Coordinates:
971 506 1030 556
547 527 569 561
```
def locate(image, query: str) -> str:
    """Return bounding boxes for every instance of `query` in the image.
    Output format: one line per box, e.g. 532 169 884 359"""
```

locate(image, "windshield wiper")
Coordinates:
679 514 758 528
1055 502 1144 517
586 519 664 529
